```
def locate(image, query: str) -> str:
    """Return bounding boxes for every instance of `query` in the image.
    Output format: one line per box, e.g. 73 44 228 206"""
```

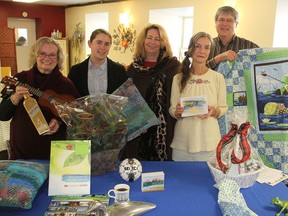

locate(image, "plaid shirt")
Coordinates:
207 35 259 69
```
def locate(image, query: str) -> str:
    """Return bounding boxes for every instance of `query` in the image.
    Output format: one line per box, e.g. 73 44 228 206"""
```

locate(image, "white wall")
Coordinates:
273 0 288 47
85 12 109 57
149 7 194 61
65 0 277 66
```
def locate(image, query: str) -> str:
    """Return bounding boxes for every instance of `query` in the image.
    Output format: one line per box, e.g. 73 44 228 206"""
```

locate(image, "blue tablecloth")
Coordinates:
1 161 287 215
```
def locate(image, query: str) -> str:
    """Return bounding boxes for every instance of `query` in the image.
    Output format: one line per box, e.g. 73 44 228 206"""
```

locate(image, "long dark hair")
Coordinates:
179 32 213 92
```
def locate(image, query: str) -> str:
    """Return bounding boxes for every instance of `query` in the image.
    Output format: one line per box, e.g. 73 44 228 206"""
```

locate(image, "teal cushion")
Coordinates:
0 160 49 209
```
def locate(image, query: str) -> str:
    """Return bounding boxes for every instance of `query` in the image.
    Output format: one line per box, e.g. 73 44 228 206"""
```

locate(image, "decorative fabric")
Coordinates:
217 178 257 216
132 48 164 73
133 57 169 160
207 35 259 69
131 53 172 161
140 72 167 160
216 122 251 173
217 48 288 179
112 78 161 141
0 160 49 209
125 52 179 161
188 78 210 84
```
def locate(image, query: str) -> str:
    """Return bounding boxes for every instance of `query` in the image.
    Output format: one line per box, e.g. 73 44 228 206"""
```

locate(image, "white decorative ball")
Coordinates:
119 158 142 182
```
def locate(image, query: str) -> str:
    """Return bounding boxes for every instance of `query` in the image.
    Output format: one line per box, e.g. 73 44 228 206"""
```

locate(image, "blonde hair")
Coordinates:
28 37 64 70
133 23 173 60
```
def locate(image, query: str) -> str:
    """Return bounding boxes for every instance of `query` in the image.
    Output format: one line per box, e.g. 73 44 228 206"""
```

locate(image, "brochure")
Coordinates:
44 194 109 215
48 140 91 196
257 166 288 186
180 95 208 117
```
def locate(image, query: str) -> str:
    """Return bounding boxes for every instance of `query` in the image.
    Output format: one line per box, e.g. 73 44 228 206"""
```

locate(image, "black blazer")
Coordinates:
68 57 128 97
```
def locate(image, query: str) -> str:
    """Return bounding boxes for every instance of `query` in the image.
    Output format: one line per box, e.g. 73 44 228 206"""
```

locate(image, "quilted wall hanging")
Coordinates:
217 48 288 176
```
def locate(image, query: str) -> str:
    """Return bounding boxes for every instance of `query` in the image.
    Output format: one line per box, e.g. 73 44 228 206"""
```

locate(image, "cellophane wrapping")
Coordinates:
55 93 128 175
216 108 263 174
208 108 263 188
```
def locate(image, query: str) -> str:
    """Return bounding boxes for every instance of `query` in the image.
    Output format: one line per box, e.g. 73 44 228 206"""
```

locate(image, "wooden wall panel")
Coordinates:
0 27 17 76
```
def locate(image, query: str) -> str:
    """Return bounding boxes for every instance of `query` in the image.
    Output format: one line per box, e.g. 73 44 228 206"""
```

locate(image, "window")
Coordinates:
273 0 288 47
149 7 194 61
180 16 193 61
85 12 109 56
15 28 28 46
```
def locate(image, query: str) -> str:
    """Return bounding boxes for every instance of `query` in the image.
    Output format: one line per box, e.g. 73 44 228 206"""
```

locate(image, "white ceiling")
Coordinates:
2 0 120 7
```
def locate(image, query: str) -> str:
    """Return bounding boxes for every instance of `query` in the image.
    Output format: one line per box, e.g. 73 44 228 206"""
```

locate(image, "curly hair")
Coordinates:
28 37 64 70
179 32 213 92
133 23 173 60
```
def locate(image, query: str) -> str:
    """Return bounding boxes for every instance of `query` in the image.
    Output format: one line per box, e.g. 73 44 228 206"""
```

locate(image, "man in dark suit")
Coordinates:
68 29 128 97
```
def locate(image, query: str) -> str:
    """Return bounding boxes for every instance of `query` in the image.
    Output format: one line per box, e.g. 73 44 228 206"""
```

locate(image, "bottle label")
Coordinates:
23 97 50 135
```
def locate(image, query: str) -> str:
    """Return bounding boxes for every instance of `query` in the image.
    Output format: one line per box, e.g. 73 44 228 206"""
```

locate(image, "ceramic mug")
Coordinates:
108 183 130 203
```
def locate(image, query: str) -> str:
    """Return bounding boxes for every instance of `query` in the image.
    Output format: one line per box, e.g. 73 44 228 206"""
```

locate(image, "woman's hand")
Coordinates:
198 106 219 119
10 86 30 105
174 102 184 119
43 119 60 135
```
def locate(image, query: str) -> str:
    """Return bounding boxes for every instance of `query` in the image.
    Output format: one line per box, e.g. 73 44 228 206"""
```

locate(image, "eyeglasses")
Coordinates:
37 52 57 59
217 18 236 24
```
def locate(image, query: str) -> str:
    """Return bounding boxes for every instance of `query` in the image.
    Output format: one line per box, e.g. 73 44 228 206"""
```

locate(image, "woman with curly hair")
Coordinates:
0 37 79 159
121 23 180 161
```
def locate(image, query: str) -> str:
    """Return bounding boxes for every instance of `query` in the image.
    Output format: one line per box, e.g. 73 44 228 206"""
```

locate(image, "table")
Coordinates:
1 161 287 215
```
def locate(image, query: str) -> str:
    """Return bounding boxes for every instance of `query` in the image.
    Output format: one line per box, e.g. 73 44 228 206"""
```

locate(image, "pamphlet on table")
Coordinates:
48 140 91 196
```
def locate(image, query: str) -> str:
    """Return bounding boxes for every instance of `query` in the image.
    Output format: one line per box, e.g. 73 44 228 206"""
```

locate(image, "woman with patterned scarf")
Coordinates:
120 23 180 161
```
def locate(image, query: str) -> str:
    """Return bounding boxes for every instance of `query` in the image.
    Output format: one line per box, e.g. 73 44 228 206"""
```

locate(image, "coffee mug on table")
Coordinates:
108 183 130 203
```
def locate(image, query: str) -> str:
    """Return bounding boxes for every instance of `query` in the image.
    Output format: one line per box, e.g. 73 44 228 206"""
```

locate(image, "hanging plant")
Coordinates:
71 22 85 64
113 24 136 53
